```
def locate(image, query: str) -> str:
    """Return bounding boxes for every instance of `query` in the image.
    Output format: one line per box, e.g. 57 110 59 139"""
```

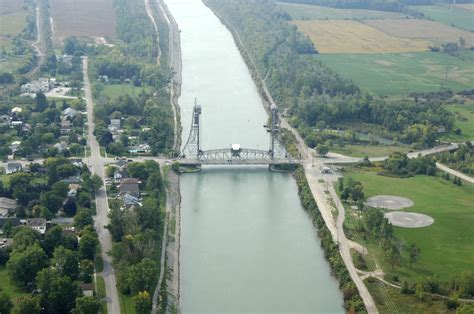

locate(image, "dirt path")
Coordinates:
436 162 474 184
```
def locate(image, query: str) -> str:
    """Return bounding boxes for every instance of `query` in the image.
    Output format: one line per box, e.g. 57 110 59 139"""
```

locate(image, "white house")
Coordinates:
26 218 47 235
6 162 22 175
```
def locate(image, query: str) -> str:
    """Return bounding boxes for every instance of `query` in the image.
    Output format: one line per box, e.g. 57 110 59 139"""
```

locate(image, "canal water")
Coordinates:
164 0 344 311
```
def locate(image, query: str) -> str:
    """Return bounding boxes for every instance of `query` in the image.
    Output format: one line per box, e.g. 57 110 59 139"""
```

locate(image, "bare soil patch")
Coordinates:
384 211 434 228
365 19 474 47
293 20 431 54
49 0 117 43
366 195 414 210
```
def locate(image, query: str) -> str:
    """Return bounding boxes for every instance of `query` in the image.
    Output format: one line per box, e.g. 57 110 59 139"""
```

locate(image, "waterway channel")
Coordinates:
164 0 344 311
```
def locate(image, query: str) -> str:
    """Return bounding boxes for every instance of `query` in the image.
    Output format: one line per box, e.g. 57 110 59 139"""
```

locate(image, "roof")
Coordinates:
109 119 121 126
63 107 78 116
80 283 94 291
0 197 17 210
120 178 140 194
7 162 22 170
26 218 46 227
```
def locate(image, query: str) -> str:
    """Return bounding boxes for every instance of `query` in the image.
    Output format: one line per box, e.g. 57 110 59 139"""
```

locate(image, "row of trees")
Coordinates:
383 152 436 177
437 142 473 175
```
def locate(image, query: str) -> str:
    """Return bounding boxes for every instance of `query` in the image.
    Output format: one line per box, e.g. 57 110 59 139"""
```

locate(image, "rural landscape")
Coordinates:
0 0 472 313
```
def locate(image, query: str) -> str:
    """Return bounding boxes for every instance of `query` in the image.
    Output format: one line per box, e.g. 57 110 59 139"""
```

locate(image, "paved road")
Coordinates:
436 162 474 184
83 57 120 314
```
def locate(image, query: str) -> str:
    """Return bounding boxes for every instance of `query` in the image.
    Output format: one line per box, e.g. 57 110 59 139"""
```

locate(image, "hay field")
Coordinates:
0 0 28 36
408 5 474 31
277 2 407 20
0 0 24 14
293 20 431 53
49 0 117 42
366 19 474 47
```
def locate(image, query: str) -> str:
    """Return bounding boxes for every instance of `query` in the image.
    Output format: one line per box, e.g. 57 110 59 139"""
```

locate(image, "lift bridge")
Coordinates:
178 100 297 166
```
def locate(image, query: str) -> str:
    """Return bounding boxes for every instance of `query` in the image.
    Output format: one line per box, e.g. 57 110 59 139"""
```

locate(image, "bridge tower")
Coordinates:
181 99 202 159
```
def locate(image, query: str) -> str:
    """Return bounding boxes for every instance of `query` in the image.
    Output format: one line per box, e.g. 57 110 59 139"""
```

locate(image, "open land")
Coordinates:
408 5 474 32
102 84 153 99
317 52 474 95
0 9 28 36
455 3 474 12
277 2 407 20
345 170 474 281
49 0 117 43
293 20 431 53
331 145 411 158
365 19 474 47
443 102 474 141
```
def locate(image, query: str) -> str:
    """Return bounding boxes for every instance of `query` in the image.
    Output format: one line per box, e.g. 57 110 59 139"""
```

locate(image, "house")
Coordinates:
114 167 128 181
108 119 121 132
20 78 51 94
60 120 72 135
123 193 141 210
11 107 22 114
26 218 47 235
119 178 140 198
0 197 17 217
6 162 22 174
115 159 128 168
80 283 94 297
128 144 151 154
53 142 66 153
67 184 79 198
62 107 78 120
0 217 20 235
10 141 21 153
69 158 83 167
62 175 82 184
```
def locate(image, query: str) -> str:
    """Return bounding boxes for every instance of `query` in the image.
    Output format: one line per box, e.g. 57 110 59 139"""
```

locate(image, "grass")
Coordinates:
345 170 474 281
317 51 474 95
443 102 474 142
102 84 152 99
365 278 450 313
408 4 474 32
277 2 407 20
0 266 27 298
119 292 136 314
0 8 29 36
95 275 107 314
331 144 411 158
293 20 430 54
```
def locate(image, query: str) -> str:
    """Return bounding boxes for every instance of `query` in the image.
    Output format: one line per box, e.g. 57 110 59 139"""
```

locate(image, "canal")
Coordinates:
164 0 344 311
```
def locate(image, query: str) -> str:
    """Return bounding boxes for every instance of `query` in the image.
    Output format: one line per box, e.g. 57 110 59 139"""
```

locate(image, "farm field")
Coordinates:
408 5 474 32
293 20 430 53
365 19 474 47
277 2 407 20
443 102 474 141
0 0 29 37
317 52 474 95
345 170 474 281
49 0 117 43
0 0 24 15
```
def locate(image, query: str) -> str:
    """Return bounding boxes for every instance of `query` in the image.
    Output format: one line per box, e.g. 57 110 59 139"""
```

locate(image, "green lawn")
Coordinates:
102 84 152 99
443 102 474 141
95 276 107 314
119 292 136 314
317 52 474 96
331 144 411 158
0 266 27 298
277 2 407 20
408 5 474 32
345 170 474 281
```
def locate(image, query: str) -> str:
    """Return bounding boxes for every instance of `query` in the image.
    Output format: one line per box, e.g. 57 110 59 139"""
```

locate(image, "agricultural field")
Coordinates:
293 20 430 53
317 52 474 95
408 5 474 32
366 19 474 47
443 102 474 141
49 0 117 43
345 170 474 281
0 0 29 37
455 3 474 12
277 2 407 20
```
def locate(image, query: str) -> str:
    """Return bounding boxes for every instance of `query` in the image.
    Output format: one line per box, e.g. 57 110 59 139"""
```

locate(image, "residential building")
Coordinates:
0 197 17 217
123 193 141 210
114 167 128 181
6 162 22 174
119 178 140 198
62 107 78 120
60 120 72 135
108 119 121 132
69 158 83 167
80 283 94 297
26 218 47 235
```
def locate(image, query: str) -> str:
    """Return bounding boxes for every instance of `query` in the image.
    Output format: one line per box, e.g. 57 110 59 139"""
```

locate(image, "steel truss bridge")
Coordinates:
178 100 298 166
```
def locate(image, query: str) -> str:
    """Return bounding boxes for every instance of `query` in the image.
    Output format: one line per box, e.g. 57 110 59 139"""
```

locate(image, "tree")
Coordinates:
91 174 103 192
79 227 99 260
36 268 80 313
35 92 48 112
11 227 41 251
406 243 420 269
127 258 157 295
44 225 64 256
0 292 13 314
7 244 48 286
0 72 14 84
134 291 152 314
52 246 80 279
316 145 329 157
385 242 401 270
80 259 94 283
73 296 101 314
74 208 94 230
63 197 78 216
40 191 64 214
11 296 40 314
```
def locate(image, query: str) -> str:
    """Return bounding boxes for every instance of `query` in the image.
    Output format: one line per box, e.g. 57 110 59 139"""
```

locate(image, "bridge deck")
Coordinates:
179 159 301 166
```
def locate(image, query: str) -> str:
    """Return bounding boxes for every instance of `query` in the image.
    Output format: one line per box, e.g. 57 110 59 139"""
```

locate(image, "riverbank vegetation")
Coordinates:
293 166 365 312
89 0 175 156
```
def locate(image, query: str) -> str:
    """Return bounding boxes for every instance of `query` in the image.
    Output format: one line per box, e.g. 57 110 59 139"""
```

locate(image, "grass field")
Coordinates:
443 102 474 141
49 0 117 42
0 0 24 15
0 266 27 298
293 20 431 53
0 9 29 36
277 2 407 20
331 145 411 158
95 276 107 313
455 3 474 12
317 52 474 95
102 84 152 99
365 18 474 47
408 5 474 32
119 292 136 314
345 170 474 281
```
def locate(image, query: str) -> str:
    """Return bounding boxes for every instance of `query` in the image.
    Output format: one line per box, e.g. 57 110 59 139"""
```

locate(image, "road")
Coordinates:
436 162 474 184
83 57 120 314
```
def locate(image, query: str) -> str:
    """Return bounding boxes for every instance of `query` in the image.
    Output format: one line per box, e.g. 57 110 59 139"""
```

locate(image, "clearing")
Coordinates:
0 0 29 36
345 170 474 281
443 101 474 142
277 2 407 20
408 5 474 32
365 19 474 47
292 20 431 53
317 52 474 95
49 0 117 43
102 84 152 99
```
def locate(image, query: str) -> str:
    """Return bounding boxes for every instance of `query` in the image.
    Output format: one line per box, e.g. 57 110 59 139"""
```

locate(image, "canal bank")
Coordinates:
163 0 345 312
